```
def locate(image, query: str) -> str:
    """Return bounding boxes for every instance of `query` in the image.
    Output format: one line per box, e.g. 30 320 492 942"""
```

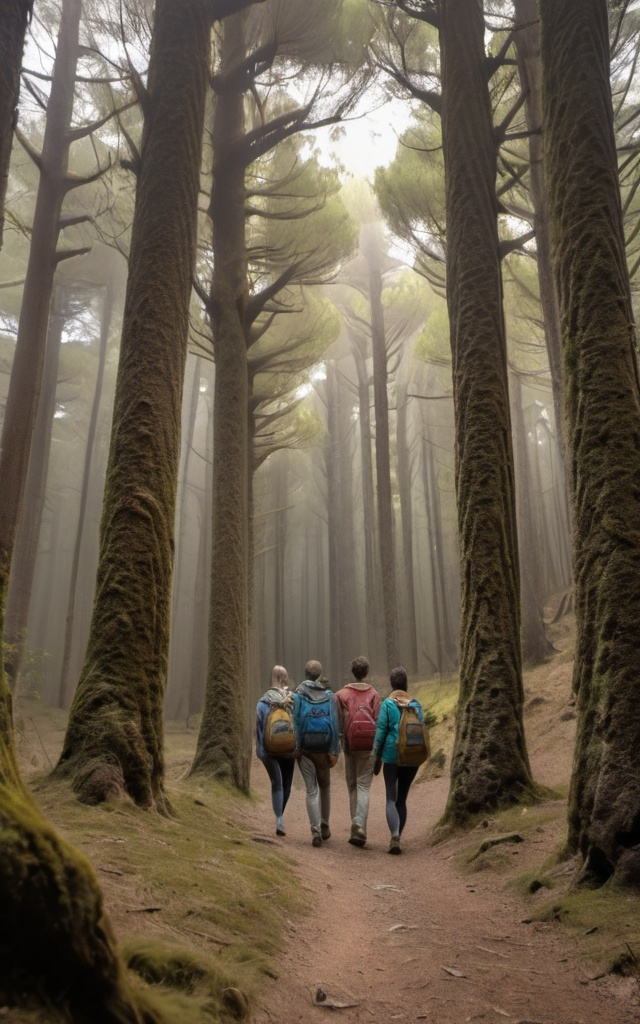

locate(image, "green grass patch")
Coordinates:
412 674 459 724
30 773 306 1021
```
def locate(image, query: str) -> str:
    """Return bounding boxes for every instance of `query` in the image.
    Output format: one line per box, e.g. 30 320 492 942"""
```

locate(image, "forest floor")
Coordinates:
15 614 640 1024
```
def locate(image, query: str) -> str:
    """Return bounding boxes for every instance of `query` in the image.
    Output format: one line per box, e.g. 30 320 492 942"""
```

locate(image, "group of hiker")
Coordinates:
255 656 430 855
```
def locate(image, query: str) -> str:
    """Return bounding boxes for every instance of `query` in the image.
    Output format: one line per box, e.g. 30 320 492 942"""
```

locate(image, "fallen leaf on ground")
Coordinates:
441 966 467 978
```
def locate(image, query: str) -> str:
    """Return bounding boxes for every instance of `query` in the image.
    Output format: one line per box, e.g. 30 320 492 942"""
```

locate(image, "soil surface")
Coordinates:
246 752 639 1024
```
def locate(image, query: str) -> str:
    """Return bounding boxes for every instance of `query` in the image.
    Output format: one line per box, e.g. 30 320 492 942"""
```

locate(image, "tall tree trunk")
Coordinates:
0 0 31 248
191 14 250 791
513 0 566 468
396 382 418 674
274 452 288 661
4 283 66 691
440 0 535 823
325 361 345 681
510 371 555 664
58 279 114 707
540 0 640 885
57 0 210 810
350 329 384 669
0 0 81 675
364 224 400 670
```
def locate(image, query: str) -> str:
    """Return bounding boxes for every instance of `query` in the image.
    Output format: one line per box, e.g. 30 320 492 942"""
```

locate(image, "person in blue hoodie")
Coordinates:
294 660 340 848
372 666 425 855
256 666 295 837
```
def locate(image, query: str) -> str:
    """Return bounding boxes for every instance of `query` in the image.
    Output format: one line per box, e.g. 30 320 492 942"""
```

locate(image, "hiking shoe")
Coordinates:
312 834 323 848
276 827 286 837
320 823 331 841
388 835 402 855
348 825 366 848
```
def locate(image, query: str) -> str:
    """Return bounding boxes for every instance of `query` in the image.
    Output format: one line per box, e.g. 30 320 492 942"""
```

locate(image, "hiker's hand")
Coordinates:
373 757 382 776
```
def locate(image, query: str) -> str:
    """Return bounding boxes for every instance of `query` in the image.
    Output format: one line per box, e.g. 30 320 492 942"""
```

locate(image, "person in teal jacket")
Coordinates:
372 666 424 855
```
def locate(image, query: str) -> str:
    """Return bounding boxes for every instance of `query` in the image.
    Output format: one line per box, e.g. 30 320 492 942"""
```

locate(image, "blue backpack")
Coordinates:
298 693 334 754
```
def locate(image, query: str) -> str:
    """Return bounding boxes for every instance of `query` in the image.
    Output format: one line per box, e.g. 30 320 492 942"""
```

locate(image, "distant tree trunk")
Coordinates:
350 328 383 669
58 279 114 707
364 226 400 670
396 382 418 674
440 0 535 823
510 371 555 664
325 361 348 681
57 0 210 811
540 0 640 885
0 0 31 248
4 283 66 690
190 14 250 791
274 452 288 661
0 0 81 681
513 0 566 467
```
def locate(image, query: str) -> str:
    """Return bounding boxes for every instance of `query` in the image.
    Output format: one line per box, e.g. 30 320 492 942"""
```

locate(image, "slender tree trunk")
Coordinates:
364 225 400 670
58 279 114 707
396 382 418 674
0 0 81 673
325 361 345 681
440 0 535 823
191 14 250 791
4 283 65 690
274 452 288 660
513 0 566 468
0 0 31 248
540 0 640 885
57 0 210 810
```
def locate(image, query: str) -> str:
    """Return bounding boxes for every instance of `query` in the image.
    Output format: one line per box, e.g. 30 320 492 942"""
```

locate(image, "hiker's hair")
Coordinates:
271 665 288 687
305 659 322 681
390 666 408 691
350 656 370 681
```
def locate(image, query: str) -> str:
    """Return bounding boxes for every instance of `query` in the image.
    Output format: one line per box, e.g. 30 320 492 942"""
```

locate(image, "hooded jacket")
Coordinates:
334 681 382 753
255 687 293 760
372 690 424 765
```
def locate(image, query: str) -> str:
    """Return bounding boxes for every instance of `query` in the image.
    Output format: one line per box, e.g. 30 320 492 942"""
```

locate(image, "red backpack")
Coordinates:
341 688 379 752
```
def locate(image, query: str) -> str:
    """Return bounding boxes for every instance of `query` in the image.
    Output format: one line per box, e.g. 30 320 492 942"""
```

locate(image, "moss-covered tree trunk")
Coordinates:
540 0 640 885
0 0 31 248
57 0 210 810
190 13 250 791
440 0 535 823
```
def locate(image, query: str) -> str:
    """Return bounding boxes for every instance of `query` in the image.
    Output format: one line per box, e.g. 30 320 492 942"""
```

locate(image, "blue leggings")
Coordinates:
261 756 295 818
383 763 418 837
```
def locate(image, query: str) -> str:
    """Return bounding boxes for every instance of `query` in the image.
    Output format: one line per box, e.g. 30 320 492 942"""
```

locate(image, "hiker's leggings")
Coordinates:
383 763 419 837
298 755 331 835
260 755 295 818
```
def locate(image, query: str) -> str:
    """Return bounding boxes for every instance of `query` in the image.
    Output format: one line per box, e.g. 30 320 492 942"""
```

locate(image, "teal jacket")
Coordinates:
372 691 424 765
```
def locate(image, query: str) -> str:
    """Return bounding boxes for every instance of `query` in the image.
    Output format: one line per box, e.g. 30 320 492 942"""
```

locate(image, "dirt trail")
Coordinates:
246 761 638 1024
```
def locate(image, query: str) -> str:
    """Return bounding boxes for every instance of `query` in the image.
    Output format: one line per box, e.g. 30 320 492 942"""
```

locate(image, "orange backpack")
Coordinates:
396 702 430 767
264 703 296 756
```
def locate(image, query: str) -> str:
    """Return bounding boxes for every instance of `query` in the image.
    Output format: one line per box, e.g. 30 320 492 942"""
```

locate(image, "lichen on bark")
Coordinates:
55 0 210 810
540 0 640 885
439 0 535 824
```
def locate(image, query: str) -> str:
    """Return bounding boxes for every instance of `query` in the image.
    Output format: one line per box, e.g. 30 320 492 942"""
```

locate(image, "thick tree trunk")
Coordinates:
4 284 66 691
57 0 210 810
0 0 81 672
0 0 31 248
191 14 250 791
58 280 113 707
364 225 400 670
440 0 535 823
540 0 640 885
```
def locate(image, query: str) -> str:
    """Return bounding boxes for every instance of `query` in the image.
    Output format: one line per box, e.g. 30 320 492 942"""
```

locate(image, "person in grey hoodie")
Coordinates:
293 660 340 847
335 656 381 848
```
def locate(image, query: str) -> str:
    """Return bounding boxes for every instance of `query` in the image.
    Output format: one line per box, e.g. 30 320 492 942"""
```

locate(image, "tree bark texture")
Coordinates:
0 0 31 248
191 14 250 791
58 280 114 707
513 0 567 470
440 0 535 823
58 0 210 811
540 0 640 884
364 224 400 671
0 0 81 677
396 382 419 674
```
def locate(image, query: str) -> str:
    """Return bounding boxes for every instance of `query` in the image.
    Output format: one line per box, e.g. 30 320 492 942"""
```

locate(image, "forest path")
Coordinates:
245 759 637 1024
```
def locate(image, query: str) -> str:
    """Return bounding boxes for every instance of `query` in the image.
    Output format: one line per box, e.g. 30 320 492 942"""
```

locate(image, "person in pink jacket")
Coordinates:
335 656 381 848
